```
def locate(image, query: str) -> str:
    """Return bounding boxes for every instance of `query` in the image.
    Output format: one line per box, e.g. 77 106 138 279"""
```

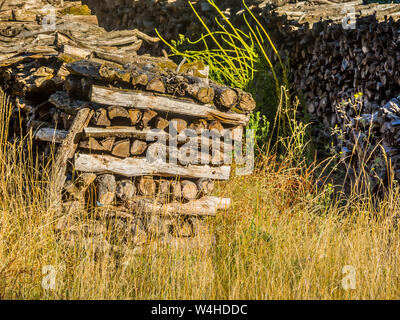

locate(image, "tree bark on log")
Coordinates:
74 153 231 180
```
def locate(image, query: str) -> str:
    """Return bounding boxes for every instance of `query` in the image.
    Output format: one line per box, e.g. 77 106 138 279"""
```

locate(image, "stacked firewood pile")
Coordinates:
0 1 256 252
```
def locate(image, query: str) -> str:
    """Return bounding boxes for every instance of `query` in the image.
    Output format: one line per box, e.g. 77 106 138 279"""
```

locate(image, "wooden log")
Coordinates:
170 118 187 134
155 179 171 197
181 180 198 201
84 127 168 140
48 108 94 210
130 139 148 155
170 180 182 200
236 88 257 112
82 126 234 153
154 116 169 130
134 196 231 217
111 139 131 158
138 176 156 196
35 128 68 143
74 153 231 180
146 77 166 93
128 109 142 125
96 174 116 205
90 85 250 125
116 179 136 201
141 109 157 127
79 137 115 152
186 83 214 104
196 178 215 196
92 108 111 127
108 106 130 122
209 83 238 109
78 173 97 191
61 44 91 59
208 120 224 135
48 91 88 115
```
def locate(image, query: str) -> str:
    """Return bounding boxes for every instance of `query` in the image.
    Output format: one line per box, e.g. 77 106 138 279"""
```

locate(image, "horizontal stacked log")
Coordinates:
0 2 255 250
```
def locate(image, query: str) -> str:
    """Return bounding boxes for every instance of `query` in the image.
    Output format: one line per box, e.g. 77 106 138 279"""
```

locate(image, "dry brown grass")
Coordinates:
0 90 400 299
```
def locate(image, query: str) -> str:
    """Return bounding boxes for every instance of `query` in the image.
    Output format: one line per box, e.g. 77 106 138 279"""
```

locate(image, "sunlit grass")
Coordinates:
1 88 400 299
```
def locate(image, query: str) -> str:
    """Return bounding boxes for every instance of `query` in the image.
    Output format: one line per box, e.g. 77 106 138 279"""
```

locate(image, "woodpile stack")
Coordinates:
0 1 256 251
262 10 400 189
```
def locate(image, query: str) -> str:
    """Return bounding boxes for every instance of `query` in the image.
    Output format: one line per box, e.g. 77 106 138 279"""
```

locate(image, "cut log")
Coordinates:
134 196 231 216
111 139 131 158
138 176 156 196
130 139 148 155
96 174 116 205
210 83 238 109
90 85 250 125
186 84 214 104
196 178 215 196
236 88 256 112
116 179 136 201
74 153 231 180
61 44 91 59
181 180 198 201
34 127 68 143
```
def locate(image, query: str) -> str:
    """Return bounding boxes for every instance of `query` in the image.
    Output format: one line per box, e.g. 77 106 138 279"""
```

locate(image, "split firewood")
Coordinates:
128 109 142 125
146 77 166 93
111 139 131 158
79 137 115 152
96 174 116 205
116 179 136 201
92 108 111 127
170 118 187 134
154 116 169 130
141 109 158 128
108 106 130 123
208 120 224 135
